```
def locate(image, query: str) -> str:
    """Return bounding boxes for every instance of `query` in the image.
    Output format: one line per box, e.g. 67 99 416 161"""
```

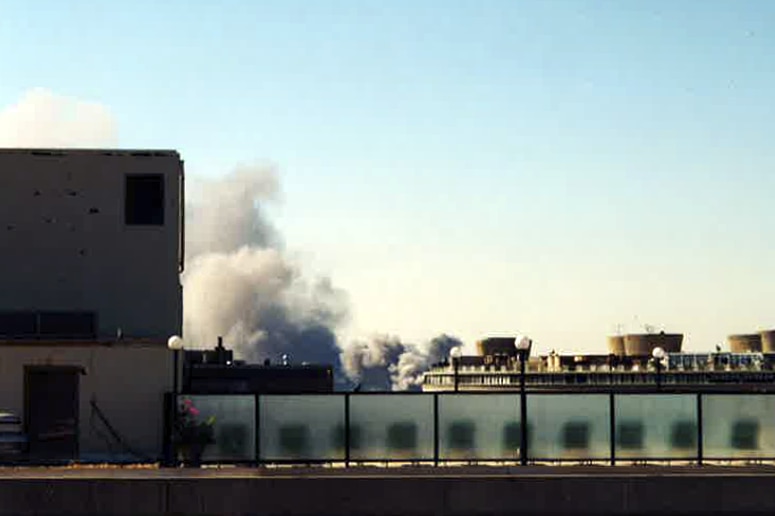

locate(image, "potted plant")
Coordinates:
173 398 216 466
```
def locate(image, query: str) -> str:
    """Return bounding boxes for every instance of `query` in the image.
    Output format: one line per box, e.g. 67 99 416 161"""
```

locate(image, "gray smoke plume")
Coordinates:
0 88 462 390
182 164 462 391
339 335 407 391
182 166 347 368
340 334 462 391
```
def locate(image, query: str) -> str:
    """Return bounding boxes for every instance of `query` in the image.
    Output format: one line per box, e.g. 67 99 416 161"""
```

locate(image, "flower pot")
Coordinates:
178 442 207 467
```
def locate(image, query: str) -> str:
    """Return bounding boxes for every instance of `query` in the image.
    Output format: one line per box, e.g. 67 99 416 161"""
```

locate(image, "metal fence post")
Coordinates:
433 394 439 466
254 394 261 467
345 394 351 467
697 393 703 466
520 381 528 466
609 392 616 466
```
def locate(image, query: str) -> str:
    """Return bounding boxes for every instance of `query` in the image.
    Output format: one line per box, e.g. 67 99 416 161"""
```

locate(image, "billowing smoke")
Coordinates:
0 88 462 390
340 335 407 391
183 165 463 391
341 334 462 391
182 166 347 370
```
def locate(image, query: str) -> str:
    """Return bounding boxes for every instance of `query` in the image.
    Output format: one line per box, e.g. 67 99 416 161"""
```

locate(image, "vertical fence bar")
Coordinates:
433 393 439 466
345 393 351 467
162 392 173 467
697 393 703 466
254 394 261 467
609 392 616 466
520 389 528 466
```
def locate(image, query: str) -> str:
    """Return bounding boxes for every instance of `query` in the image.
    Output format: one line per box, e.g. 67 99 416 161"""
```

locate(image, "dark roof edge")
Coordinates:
0 148 180 157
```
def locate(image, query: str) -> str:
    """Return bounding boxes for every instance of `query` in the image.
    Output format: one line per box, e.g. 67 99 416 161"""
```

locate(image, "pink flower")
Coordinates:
183 398 193 406
188 406 200 417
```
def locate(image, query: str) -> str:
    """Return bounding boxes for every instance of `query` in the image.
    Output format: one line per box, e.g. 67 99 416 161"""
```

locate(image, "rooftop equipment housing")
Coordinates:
728 334 763 353
623 333 683 356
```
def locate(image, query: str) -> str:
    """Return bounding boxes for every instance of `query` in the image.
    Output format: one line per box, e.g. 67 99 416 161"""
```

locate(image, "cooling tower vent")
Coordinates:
623 333 683 356
728 334 762 353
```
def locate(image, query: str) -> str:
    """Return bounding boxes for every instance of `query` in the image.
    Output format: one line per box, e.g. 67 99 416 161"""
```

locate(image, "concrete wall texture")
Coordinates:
0 149 184 461
0 343 172 459
2 469 775 515
0 149 183 340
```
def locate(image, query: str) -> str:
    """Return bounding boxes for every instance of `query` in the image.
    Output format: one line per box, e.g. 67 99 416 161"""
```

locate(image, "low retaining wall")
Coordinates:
1 467 775 515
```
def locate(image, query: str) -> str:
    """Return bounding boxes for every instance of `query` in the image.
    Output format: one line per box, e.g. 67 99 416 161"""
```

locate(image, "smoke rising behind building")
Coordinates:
0 87 461 391
183 166 461 390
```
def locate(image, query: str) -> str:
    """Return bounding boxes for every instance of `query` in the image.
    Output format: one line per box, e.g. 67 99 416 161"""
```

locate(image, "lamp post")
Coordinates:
515 335 531 466
450 347 462 392
652 346 665 391
166 335 184 467
168 335 184 395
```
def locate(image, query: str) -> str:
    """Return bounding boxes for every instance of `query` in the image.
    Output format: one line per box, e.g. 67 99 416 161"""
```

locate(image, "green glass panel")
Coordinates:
349 395 433 461
527 394 610 460
438 394 521 460
180 395 255 462
259 395 345 461
614 395 697 459
702 395 775 459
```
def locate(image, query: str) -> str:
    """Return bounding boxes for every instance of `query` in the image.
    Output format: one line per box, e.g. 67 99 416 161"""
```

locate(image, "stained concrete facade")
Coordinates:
0 343 171 459
0 149 183 340
0 149 184 461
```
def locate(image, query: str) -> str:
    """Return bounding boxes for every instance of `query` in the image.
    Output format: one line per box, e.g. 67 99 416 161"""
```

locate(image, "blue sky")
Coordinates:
1 1 774 352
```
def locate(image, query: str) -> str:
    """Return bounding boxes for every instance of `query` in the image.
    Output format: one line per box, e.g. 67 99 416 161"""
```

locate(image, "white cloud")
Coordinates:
0 88 117 148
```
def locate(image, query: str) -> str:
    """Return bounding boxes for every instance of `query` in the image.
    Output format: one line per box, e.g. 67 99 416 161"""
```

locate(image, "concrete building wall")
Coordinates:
0 149 183 340
0 343 172 459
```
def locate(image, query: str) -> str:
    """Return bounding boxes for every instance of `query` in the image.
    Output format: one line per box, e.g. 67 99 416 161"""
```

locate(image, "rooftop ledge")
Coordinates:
0 148 179 158
0 338 168 347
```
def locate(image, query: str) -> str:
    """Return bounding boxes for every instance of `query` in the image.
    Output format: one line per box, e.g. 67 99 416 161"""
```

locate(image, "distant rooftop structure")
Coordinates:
424 330 775 393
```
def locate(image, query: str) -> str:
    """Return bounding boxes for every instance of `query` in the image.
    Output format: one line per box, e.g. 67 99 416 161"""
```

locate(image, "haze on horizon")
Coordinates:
1 1 774 355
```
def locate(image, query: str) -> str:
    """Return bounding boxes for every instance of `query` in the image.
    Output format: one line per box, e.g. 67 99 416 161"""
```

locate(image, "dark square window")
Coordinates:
671 421 697 450
38 312 96 339
447 420 476 451
562 421 590 450
386 422 417 452
617 421 644 450
125 174 164 225
731 420 759 450
0 311 37 337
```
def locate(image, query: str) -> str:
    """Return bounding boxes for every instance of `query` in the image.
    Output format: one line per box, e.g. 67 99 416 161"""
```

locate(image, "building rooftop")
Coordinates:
0 148 179 157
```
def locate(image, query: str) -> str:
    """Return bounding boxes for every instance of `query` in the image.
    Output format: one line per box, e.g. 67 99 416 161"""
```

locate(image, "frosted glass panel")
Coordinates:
259 395 345 461
527 394 609 460
614 395 697 459
181 395 255 462
349 395 434 461
703 395 775 459
438 394 520 460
